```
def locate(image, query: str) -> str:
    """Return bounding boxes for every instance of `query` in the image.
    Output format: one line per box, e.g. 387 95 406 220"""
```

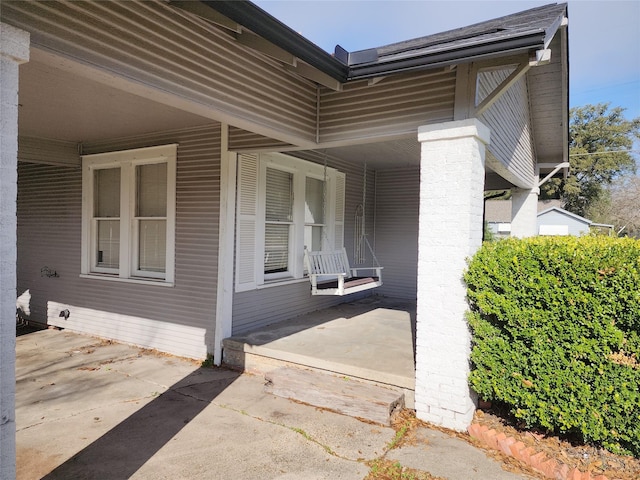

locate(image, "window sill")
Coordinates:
80 273 174 287
256 277 308 289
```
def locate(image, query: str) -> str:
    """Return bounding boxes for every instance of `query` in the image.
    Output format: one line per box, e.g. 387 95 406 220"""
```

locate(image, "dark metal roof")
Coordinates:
345 3 567 79
204 1 567 83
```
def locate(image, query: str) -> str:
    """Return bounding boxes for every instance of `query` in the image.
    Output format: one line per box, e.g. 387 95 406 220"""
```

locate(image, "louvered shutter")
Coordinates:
334 172 346 249
235 154 259 291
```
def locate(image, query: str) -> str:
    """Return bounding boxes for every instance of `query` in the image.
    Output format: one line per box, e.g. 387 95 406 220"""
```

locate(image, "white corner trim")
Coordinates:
214 125 236 366
418 118 491 145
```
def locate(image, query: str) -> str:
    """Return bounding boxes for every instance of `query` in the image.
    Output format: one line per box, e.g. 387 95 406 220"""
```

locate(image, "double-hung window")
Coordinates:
236 153 345 292
81 144 177 284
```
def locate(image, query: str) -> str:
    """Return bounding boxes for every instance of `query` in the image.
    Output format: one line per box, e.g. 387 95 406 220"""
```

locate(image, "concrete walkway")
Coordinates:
16 329 533 480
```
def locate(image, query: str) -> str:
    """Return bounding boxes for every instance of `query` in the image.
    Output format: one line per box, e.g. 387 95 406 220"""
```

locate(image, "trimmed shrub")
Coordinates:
465 236 640 456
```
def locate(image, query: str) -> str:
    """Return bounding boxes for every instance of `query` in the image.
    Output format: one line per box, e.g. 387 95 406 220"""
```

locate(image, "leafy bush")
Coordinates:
465 236 640 456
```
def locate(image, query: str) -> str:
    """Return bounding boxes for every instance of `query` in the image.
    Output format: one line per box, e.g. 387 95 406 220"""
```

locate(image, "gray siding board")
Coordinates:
228 127 292 151
3 0 318 144
18 136 80 166
319 69 456 143
17 125 221 358
374 168 419 300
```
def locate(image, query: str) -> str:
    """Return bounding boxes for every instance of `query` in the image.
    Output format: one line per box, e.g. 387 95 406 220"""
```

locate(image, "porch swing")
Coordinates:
304 159 383 296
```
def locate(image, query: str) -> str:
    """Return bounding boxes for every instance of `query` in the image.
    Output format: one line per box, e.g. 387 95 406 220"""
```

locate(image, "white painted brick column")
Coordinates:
1 22 29 480
511 187 539 238
415 118 490 431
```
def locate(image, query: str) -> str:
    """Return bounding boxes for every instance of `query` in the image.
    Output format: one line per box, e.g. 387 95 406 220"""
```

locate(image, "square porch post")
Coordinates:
511 187 540 237
415 118 490 431
1 22 30 479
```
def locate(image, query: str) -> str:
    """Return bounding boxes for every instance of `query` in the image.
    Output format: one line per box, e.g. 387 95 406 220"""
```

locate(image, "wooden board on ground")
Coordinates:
265 366 404 426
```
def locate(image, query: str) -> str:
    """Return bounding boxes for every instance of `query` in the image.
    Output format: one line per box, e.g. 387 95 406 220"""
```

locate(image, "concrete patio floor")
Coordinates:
15 328 534 480
222 296 416 406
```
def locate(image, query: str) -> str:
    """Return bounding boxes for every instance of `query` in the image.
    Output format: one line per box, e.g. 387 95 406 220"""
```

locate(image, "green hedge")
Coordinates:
465 236 640 456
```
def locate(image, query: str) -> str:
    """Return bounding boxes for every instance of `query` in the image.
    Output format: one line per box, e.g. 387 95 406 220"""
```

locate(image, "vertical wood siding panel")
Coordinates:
374 168 419 299
17 125 221 358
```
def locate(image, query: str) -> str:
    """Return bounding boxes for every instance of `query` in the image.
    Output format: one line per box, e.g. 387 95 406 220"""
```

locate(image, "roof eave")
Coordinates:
347 32 547 80
200 0 349 82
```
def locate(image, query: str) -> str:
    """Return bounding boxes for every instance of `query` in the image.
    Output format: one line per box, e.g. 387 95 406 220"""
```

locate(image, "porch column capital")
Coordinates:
0 22 30 63
417 118 490 145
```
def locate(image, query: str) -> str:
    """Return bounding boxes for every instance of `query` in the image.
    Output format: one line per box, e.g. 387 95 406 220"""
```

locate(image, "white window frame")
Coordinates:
235 152 345 292
81 144 177 285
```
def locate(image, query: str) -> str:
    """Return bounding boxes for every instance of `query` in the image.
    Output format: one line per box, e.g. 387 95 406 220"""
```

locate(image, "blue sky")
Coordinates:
254 0 640 122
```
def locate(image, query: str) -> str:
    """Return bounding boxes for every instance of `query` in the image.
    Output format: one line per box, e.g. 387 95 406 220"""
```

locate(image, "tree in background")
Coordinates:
590 175 640 238
541 103 639 217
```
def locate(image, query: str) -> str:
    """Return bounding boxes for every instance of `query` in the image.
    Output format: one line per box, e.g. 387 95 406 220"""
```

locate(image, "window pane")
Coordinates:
305 177 324 224
264 223 289 274
138 220 166 272
304 225 323 251
265 168 292 222
94 168 120 217
137 163 167 217
96 220 120 268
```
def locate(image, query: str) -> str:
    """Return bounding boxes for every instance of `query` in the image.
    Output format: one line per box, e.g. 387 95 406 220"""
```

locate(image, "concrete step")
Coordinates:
222 337 415 409
264 366 404 426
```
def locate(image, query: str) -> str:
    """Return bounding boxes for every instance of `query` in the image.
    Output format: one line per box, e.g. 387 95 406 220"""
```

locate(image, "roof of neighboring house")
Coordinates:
204 1 567 82
537 206 592 225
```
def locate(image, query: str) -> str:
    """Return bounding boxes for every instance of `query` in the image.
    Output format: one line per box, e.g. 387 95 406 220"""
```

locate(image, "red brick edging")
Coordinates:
468 423 612 480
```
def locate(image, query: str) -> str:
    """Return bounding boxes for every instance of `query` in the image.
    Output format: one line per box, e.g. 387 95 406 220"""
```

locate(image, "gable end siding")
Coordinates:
478 70 536 187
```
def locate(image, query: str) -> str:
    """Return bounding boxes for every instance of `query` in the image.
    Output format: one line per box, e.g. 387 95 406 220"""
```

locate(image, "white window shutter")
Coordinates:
236 154 259 291
334 172 346 249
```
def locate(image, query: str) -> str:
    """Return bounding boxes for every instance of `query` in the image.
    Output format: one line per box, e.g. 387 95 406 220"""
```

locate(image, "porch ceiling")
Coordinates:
323 138 421 170
18 56 212 144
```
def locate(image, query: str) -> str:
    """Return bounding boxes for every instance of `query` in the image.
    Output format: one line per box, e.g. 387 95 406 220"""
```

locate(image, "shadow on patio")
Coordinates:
41 368 241 480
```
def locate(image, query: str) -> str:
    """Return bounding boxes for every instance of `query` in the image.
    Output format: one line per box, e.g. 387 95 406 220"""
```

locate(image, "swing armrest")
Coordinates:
350 266 383 278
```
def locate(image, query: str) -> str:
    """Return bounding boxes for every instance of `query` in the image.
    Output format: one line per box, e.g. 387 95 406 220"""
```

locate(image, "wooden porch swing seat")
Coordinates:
304 247 382 296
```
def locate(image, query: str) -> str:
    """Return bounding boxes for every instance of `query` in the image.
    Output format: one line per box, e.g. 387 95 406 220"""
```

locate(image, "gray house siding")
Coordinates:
374 167 419 299
479 70 536 188
17 125 221 358
318 69 456 144
3 0 319 145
